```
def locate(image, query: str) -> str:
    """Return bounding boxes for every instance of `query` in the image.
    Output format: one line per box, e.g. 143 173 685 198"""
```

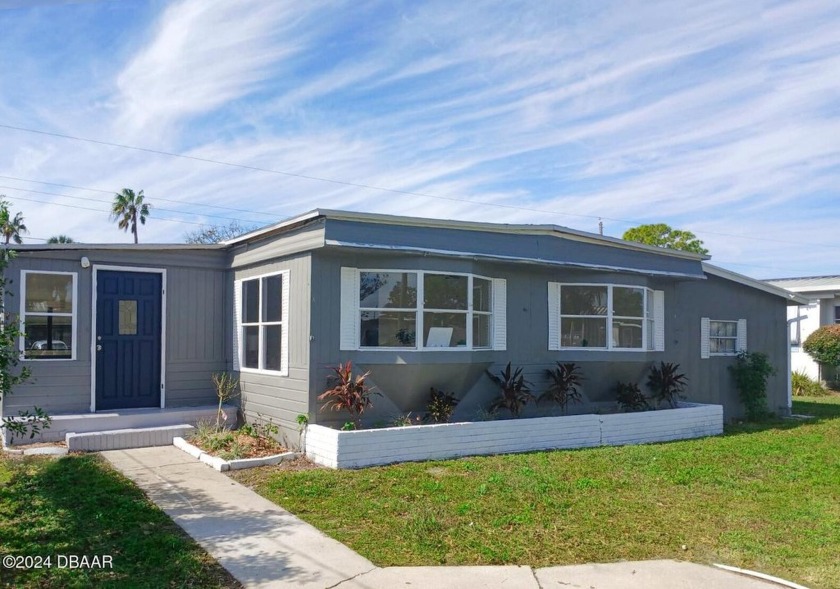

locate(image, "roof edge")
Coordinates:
703 263 810 304
224 208 710 261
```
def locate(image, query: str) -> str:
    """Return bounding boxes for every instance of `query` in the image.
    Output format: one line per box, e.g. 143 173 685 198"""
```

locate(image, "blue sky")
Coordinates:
0 0 838 278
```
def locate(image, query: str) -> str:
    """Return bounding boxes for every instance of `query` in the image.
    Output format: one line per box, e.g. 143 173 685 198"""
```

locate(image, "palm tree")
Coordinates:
111 188 151 244
0 200 28 245
47 235 75 244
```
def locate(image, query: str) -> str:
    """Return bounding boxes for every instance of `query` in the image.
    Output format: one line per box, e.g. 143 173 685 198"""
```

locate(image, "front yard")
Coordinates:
0 454 239 588
232 396 840 589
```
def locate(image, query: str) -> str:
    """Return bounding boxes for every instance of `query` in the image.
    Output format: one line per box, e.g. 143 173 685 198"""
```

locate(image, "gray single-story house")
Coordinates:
1 210 807 446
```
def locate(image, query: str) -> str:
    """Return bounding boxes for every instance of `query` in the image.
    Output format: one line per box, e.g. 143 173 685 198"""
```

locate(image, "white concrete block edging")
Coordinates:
172 437 299 472
306 402 723 469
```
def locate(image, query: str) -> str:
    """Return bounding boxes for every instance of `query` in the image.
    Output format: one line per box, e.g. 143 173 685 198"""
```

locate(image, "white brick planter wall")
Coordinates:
306 402 723 469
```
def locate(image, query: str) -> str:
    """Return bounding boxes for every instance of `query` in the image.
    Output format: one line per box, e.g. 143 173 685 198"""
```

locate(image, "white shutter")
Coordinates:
700 317 710 359
492 278 507 351
653 290 665 351
340 267 360 350
547 282 561 350
232 279 242 370
281 270 290 376
737 318 747 352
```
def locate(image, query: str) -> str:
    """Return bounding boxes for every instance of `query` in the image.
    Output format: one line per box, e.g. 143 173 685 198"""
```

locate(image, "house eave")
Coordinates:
703 263 810 305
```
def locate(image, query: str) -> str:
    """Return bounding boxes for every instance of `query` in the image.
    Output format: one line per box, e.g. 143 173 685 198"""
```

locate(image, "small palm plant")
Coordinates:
539 362 584 414
647 362 688 408
425 387 459 423
211 372 239 428
317 361 380 428
487 362 534 417
616 381 650 412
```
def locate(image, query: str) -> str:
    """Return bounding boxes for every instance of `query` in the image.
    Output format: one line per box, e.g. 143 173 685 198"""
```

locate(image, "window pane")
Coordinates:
710 321 736 337
561 317 607 347
614 318 644 348
710 338 736 354
244 326 259 368
561 286 607 315
473 278 492 313
24 315 72 359
242 279 260 323
25 273 73 314
613 287 644 317
423 312 467 347
118 300 137 335
360 272 417 309
473 314 491 348
360 311 416 347
262 275 282 322
424 274 468 310
264 325 282 371
646 319 655 350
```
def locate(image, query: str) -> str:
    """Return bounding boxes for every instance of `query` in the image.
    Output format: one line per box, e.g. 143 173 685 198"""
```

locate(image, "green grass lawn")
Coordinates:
0 454 239 589
233 396 840 589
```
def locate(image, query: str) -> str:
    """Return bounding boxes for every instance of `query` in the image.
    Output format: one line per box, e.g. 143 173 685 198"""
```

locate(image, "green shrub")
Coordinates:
802 324 840 368
729 351 775 420
791 370 828 397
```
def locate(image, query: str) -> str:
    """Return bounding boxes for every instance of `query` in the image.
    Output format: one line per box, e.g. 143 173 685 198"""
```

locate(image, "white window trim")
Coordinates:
353 269 500 351
701 317 747 358
237 270 290 376
20 270 78 362
550 282 657 352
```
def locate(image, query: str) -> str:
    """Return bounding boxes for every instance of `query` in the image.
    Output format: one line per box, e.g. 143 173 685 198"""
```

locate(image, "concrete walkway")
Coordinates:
102 447 793 589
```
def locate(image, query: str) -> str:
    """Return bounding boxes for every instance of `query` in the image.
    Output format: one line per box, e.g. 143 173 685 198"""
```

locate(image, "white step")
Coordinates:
66 424 195 452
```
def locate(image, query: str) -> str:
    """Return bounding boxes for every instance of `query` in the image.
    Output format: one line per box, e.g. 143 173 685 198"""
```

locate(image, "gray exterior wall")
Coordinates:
310 248 790 424
229 224 320 446
2 248 229 416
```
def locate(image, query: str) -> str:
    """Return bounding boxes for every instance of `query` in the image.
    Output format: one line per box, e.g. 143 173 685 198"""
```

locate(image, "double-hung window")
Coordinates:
235 271 289 374
342 268 506 350
700 317 746 358
20 271 77 360
548 283 664 351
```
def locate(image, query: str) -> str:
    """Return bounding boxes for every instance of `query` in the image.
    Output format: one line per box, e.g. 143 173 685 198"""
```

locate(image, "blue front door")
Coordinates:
95 270 162 410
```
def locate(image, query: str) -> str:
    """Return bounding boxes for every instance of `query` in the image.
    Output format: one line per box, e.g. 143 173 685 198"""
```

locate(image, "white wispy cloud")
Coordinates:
0 0 837 278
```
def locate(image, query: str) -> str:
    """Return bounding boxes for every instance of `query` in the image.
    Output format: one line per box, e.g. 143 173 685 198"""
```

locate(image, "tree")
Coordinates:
47 235 75 244
111 188 151 244
803 325 840 382
622 223 709 255
183 221 256 244
0 199 28 245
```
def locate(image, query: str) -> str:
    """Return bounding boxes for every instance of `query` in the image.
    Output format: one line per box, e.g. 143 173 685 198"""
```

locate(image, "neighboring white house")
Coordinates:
766 275 840 381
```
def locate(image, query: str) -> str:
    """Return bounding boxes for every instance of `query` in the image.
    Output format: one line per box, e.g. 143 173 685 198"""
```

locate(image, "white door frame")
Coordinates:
90 265 167 412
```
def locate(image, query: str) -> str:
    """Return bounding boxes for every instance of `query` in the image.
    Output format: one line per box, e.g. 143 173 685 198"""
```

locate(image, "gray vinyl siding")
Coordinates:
232 253 311 445
2 249 228 416
310 248 789 423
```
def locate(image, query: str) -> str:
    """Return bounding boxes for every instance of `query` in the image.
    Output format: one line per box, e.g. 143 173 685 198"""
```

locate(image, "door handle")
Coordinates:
96 345 102 351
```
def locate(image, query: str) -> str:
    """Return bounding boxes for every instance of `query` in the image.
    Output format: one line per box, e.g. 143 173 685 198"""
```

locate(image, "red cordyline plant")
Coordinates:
317 361 380 427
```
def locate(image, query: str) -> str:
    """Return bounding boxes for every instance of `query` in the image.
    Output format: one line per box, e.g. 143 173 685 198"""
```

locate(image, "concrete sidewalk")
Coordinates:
102 447 791 589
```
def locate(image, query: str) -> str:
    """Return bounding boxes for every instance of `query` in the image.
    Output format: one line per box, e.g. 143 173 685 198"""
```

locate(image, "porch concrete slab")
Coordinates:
102 446 375 589
335 566 539 588
535 560 781 588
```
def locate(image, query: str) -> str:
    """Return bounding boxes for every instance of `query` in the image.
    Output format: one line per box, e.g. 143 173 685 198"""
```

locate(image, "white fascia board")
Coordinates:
703 263 810 305
326 239 707 279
